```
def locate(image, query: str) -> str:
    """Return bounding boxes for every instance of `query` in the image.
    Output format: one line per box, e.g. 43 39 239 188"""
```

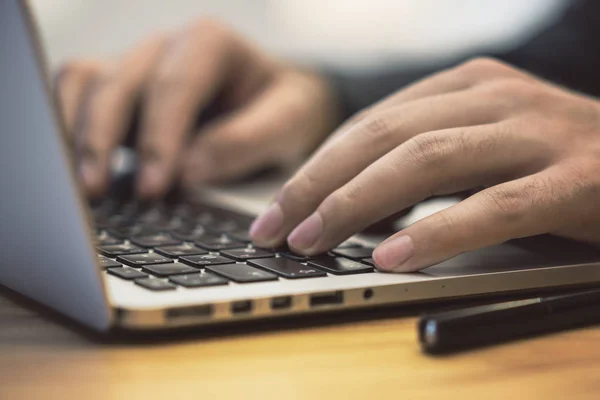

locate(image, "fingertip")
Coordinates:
373 235 415 272
287 212 323 252
249 203 285 247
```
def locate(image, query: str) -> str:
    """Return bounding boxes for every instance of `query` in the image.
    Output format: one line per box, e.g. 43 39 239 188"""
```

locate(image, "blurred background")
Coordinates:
31 0 567 72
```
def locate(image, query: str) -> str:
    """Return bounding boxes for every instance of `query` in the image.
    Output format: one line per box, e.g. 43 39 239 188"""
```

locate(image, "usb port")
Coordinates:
309 291 344 308
166 305 213 320
231 300 253 314
270 296 292 310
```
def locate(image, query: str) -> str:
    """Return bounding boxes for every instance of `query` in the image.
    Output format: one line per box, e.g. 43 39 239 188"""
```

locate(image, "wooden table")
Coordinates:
1 290 600 400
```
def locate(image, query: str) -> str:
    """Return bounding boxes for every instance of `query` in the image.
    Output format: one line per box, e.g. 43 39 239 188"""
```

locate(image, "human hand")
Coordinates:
249 58 600 272
55 19 340 198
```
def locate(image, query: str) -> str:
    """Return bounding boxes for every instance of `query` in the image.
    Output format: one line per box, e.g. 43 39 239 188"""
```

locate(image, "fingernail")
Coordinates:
287 212 323 251
250 203 284 244
373 235 414 271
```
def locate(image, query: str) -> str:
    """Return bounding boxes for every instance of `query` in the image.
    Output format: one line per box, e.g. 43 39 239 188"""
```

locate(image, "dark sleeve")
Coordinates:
328 0 600 120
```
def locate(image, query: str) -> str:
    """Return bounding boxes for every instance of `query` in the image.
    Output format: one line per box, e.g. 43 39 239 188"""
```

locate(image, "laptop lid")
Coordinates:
0 0 112 330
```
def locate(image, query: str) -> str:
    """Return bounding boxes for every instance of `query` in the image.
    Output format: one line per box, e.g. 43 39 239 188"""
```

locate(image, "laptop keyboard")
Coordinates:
92 200 376 292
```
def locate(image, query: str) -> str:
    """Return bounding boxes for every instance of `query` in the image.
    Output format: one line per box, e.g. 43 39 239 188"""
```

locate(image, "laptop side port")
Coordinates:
270 296 292 310
166 305 213 320
309 291 344 308
231 300 253 314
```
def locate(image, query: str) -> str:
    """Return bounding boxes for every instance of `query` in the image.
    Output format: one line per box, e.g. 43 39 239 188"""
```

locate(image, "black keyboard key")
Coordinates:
91 198 117 220
361 258 376 267
232 215 254 230
204 219 239 234
117 253 174 267
94 220 118 230
108 267 148 280
142 262 198 277
248 258 326 279
335 240 363 249
130 233 181 248
155 244 208 258
180 254 237 267
227 229 252 243
331 247 374 260
98 243 146 257
169 272 229 288
172 204 195 219
135 278 176 291
136 206 167 225
206 263 278 283
96 232 123 246
107 225 157 239
170 225 207 241
195 211 217 226
265 243 292 253
104 214 135 229
280 252 309 262
98 255 121 269
147 217 185 232
195 234 245 251
220 248 275 261
281 251 332 262
308 256 374 275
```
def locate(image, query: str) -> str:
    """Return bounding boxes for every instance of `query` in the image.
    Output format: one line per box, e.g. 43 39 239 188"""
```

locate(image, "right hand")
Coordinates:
55 18 341 199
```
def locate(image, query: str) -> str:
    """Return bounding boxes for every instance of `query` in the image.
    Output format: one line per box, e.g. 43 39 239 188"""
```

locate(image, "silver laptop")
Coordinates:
2 0 600 332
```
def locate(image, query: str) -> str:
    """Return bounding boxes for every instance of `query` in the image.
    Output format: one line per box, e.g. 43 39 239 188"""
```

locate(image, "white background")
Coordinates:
32 0 566 70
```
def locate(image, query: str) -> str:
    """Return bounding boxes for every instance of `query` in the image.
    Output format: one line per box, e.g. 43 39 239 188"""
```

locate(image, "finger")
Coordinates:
136 20 273 197
77 34 167 197
285 122 552 254
372 167 574 272
182 77 309 186
333 57 535 136
372 58 536 111
54 59 105 137
250 87 511 248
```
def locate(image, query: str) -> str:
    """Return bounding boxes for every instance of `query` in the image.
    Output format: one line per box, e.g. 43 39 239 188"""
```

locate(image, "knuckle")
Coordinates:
56 60 85 77
187 17 234 48
481 186 527 218
320 182 364 221
54 63 74 83
432 210 459 235
456 57 510 80
338 180 363 207
561 162 600 199
359 114 393 142
345 109 372 127
280 168 321 207
54 60 94 86
483 78 538 99
61 59 103 77
188 16 227 36
482 178 551 218
404 132 459 168
149 67 185 98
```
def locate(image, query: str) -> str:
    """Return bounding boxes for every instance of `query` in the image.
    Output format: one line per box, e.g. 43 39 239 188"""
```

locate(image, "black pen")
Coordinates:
418 288 600 354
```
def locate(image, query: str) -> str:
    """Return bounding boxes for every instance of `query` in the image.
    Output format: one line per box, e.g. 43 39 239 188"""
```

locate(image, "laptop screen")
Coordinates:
0 0 111 330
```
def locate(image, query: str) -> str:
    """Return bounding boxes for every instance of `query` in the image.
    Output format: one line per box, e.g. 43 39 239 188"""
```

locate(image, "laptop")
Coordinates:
2 0 600 333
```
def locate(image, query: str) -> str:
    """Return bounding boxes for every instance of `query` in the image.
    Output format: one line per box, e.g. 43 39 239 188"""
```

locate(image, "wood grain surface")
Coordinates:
1 290 600 400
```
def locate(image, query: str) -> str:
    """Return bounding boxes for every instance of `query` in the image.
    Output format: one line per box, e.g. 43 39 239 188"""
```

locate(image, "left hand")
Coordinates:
249 57 600 272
